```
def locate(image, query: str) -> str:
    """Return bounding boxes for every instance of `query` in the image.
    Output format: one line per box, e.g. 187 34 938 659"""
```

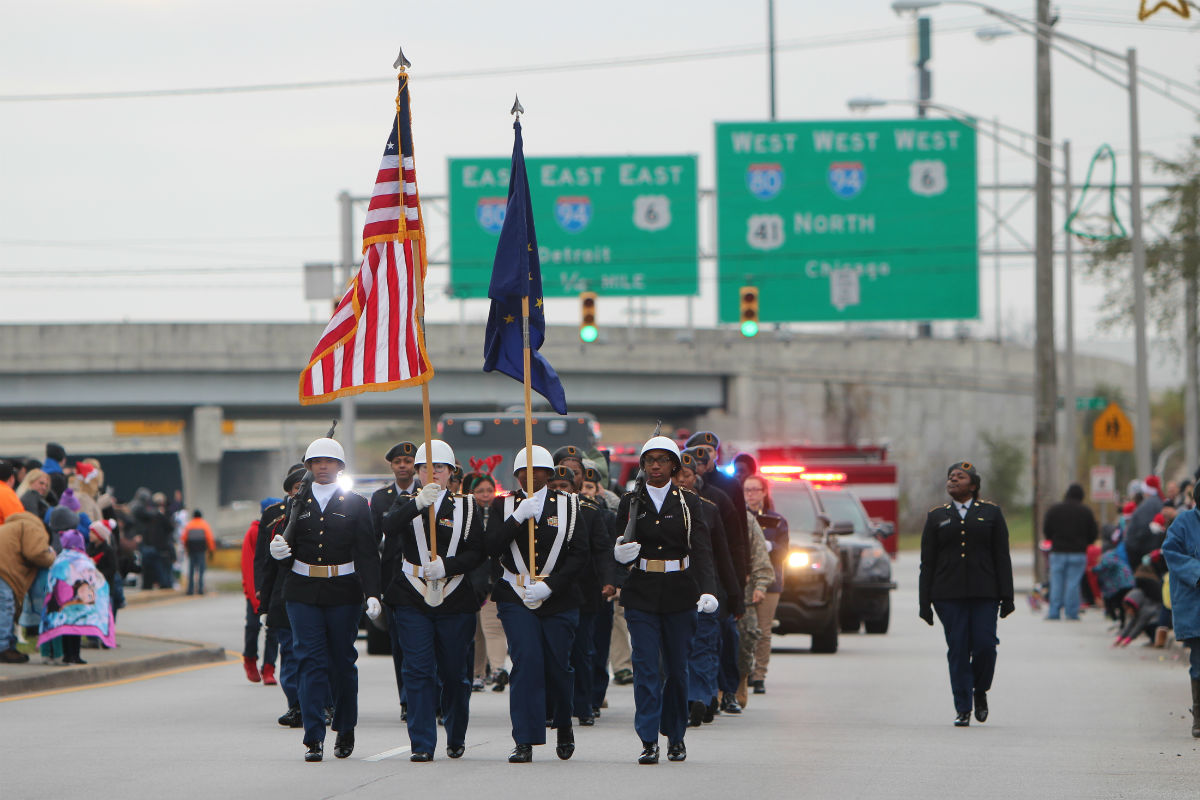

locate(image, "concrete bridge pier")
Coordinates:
181 405 223 517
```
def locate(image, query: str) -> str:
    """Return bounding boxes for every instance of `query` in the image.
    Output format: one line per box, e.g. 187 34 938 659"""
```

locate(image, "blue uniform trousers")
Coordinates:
496 602 578 745
717 613 740 694
392 606 475 753
571 611 597 720
625 606 697 745
591 599 615 708
286 601 361 745
687 610 720 704
273 626 300 708
933 599 999 714
386 611 406 706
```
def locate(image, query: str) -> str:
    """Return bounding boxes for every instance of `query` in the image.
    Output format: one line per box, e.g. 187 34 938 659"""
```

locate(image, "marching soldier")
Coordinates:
370 441 421 717
486 446 589 763
580 464 620 719
919 461 1015 727
552 447 615 726
269 435 382 763
614 436 718 764
379 439 484 762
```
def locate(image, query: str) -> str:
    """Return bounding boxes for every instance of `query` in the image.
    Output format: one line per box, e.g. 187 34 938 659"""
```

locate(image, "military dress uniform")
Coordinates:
567 491 614 725
617 482 717 758
369 456 420 707
687 490 743 725
486 487 589 759
919 479 1014 724
381 488 484 759
254 495 306 724
281 484 381 751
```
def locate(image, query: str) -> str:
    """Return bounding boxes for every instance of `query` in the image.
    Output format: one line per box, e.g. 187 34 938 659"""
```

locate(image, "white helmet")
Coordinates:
513 445 554 473
640 436 681 465
304 437 345 464
414 439 456 467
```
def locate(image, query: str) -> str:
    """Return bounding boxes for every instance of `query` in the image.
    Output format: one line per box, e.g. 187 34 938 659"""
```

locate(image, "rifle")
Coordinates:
620 420 661 544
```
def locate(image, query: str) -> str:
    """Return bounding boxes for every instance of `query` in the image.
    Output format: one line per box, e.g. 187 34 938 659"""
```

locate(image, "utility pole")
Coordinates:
915 15 933 339
339 190 357 471
1032 0 1057 583
1062 140 1077 488
1127 47 1153 479
1185 179 1200 478
767 0 777 121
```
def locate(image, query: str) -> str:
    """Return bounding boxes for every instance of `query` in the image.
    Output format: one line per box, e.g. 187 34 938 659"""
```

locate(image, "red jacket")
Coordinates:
242 521 259 612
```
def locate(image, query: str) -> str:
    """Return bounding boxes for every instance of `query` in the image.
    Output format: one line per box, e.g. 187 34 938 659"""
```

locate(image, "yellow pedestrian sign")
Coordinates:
1093 403 1134 452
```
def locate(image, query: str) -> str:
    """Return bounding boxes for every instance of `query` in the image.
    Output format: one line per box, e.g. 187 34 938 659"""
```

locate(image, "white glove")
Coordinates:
524 580 552 604
696 594 719 614
423 557 447 580
613 540 641 565
269 534 292 561
511 496 543 523
365 597 382 620
415 483 442 510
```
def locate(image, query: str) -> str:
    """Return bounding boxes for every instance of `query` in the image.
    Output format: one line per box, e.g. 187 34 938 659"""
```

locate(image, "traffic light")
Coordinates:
579 291 598 343
739 286 760 337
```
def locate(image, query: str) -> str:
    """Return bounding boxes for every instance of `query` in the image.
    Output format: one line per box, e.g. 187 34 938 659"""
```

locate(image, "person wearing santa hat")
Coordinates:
1126 476 1165 569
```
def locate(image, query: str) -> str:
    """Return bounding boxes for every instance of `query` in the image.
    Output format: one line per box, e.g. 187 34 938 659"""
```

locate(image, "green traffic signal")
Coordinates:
580 324 599 343
740 320 759 338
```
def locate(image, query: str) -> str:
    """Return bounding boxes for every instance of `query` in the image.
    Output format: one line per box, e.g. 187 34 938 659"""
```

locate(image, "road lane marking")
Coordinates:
364 746 411 762
0 657 236 703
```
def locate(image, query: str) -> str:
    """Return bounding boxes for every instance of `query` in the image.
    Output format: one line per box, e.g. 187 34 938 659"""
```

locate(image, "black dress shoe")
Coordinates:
638 742 660 765
323 707 334 726
953 712 971 727
556 728 575 760
446 744 465 759
492 668 510 692
703 699 716 723
508 744 533 763
333 730 354 759
579 715 595 727
974 692 988 723
278 707 303 728
592 705 601 719
410 751 433 762
667 741 686 762
304 742 323 762
751 680 766 695
720 696 742 715
400 703 408 722
688 701 705 728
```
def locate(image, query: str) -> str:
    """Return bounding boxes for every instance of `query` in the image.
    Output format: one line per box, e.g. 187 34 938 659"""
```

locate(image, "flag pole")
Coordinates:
395 49 438 565
513 95 537 582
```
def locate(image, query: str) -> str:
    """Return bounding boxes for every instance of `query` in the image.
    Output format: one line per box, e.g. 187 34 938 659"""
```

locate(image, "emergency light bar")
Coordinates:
760 465 847 483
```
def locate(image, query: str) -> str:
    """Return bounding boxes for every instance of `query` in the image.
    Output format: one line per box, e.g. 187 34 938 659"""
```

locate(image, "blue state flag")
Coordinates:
483 119 568 415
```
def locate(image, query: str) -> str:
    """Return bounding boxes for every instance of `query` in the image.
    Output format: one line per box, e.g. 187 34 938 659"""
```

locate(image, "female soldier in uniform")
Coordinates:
379 440 484 762
614 436 718 764
918 461 1015 727
269 436 382 762
486 446 589 763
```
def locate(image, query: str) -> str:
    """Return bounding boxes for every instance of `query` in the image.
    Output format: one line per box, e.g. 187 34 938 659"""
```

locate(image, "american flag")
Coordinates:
299 74 433 405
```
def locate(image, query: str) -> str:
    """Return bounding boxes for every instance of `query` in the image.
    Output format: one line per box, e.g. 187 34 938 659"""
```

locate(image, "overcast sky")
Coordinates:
2 1 1197 363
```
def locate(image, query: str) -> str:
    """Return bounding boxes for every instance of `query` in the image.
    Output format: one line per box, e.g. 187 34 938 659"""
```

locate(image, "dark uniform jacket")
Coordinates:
919 498 1014 609
253 500 290 628
577 499 616 614
380 492 485 614
280 485 381 607
371 480 420 596
485 490 588 617
617 484 718 615
700 481 747 590
698 495 744 617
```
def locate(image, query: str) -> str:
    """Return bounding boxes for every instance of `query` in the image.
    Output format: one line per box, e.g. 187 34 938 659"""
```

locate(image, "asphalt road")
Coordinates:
4 556 1197 800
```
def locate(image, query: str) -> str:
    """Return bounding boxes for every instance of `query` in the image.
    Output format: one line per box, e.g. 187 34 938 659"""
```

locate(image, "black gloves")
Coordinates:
999 598 1015 619
919 604 934 626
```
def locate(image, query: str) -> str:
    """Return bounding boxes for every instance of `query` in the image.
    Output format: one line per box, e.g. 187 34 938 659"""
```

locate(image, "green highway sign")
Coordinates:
1076 396 1108 411
715 119 978 323
448 155 698 298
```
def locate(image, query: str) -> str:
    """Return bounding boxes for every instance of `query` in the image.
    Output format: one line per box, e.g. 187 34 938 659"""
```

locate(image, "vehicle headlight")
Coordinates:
786 550 810 569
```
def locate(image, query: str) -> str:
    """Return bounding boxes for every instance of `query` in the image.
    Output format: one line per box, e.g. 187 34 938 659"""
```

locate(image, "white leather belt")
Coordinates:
400 559 424 578
502 567 533 590
292 560 355 578
636 557 689 573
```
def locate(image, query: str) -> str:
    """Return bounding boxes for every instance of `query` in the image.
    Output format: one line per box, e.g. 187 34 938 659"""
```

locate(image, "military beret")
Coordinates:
284 467 308 493
385 441 418 462
682 446 710 465
582 467 602 484
679 451 698 472
948 461 981 483
552 465 575 483
553 445 584 465
685 431 720 450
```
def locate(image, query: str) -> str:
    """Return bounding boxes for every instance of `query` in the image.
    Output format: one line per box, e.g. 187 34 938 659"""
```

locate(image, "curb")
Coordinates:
0 633 230 698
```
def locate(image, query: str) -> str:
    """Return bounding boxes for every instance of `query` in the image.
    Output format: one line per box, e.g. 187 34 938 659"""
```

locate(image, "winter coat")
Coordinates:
0 482 24 524
1162 508 1200 641
0 511 57 609
242 521 259 611
1042 498 1099 553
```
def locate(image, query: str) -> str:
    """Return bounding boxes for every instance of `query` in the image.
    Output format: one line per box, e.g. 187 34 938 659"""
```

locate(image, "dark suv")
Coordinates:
814 488 896 634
